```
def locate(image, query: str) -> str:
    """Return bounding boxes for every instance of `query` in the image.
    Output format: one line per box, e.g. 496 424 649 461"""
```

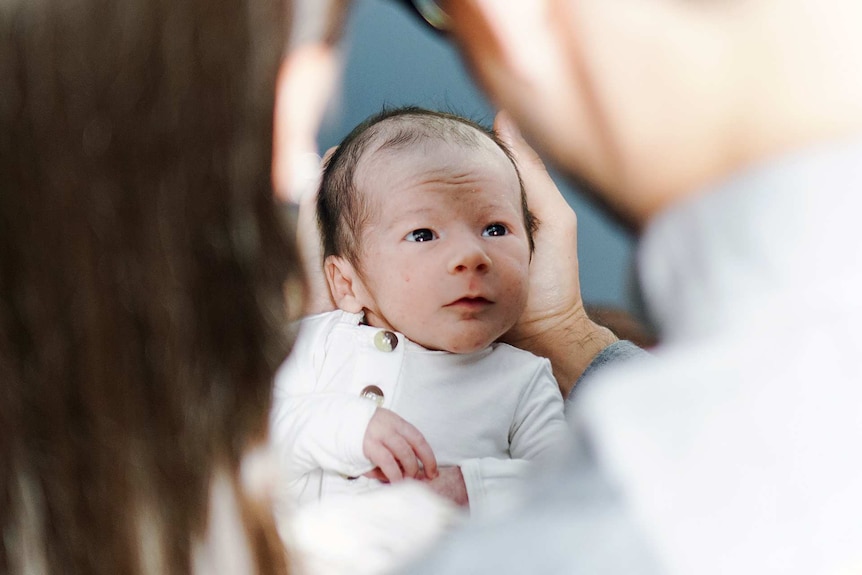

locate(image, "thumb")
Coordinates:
494 110 574 223
494 110 544 169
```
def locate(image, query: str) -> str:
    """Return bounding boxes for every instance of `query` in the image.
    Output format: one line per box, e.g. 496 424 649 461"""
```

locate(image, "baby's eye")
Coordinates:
482 223 509 237
405 228 438 242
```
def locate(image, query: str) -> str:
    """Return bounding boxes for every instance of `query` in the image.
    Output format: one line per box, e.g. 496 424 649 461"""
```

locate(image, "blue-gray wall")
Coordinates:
318 0 637 311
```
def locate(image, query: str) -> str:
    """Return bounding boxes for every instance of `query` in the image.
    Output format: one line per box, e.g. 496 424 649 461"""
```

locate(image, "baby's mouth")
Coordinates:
447 296 493 308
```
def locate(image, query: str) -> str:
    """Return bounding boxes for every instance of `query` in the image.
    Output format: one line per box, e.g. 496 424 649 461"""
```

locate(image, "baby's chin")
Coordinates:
414 330 507 355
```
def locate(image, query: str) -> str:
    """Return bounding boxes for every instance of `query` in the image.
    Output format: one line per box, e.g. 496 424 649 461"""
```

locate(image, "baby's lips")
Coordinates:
446 295 493 306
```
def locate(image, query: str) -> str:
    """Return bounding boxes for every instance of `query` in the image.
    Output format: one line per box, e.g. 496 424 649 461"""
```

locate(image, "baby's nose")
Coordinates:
448 240 492 274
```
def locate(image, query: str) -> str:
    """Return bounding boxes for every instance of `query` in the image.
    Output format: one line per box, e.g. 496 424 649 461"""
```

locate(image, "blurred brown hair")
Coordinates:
0 0 301 573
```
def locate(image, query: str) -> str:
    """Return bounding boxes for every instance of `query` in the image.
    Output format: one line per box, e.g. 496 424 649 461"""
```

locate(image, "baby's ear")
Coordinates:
324 255 366 313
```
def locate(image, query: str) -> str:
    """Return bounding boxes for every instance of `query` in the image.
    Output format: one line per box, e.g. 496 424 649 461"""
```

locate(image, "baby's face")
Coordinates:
351 136 530 354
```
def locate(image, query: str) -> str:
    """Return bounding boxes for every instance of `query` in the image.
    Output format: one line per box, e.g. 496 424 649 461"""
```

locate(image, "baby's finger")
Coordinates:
398 424 438 479
367 443 403 483
362 468 389 482
384 435 421 479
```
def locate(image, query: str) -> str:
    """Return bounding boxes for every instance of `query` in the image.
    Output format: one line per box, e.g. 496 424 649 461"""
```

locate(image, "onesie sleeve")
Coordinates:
459 457 531 517
460 358 569 516
271 392 378 480
270 314 377 481
508 358 569 462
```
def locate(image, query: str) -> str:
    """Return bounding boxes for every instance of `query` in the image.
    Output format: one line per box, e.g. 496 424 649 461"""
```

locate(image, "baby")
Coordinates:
271 107 568 516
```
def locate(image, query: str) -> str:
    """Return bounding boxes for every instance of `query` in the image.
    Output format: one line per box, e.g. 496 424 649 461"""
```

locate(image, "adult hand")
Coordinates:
294 149 337 315
273 44 339 205
363 408 439 483
273 0 350 204
272 41 339 317
496 112 616 396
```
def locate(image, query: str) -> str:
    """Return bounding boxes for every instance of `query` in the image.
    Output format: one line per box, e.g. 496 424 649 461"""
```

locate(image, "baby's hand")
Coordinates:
418 466 469 508
363 408 438 483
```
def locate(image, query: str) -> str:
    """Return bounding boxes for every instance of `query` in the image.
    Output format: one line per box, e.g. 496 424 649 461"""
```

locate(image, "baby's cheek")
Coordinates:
497 284 527 325
513 290 530 319
502 261 530 297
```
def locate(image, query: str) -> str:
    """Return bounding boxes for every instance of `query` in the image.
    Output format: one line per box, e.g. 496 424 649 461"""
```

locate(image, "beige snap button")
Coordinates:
373 330 398 352
360 385 385 407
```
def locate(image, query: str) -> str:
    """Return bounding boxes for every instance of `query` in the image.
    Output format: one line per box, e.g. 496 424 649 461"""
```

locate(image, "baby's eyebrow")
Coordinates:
380 205 437 231
395 205 436 219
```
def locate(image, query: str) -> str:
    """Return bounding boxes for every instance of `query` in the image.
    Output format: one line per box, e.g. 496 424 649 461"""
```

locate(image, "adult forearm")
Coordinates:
510 305 618 398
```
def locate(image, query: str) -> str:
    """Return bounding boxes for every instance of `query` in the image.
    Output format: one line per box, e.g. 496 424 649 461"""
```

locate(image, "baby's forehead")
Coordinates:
356 116 511 181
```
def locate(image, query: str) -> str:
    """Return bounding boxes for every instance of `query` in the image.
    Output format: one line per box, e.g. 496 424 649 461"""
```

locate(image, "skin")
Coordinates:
493 112 616 392
326 133 532 355
362 407 439 484
445 0 862 225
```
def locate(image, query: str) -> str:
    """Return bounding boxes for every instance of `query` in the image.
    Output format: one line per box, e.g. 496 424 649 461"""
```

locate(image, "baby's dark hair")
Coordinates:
317 106 537 269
